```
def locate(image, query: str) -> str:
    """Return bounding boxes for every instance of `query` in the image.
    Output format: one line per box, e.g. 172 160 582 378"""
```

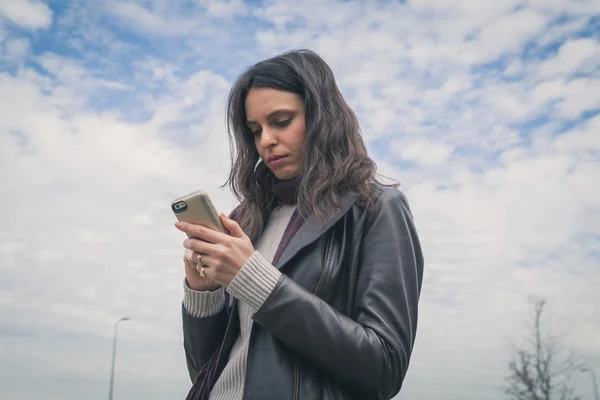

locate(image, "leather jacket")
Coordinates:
182 186 424 400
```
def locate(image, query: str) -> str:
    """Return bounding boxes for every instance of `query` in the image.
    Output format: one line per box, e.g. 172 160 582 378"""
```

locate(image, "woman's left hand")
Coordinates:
175 213 255 287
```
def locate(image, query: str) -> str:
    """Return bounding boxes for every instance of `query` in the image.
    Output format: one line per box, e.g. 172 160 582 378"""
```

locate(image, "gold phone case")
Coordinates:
171 190 225 237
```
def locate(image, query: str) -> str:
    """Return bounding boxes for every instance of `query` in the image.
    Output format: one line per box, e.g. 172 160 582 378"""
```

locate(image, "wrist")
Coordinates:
186 278 221 292
183 281 226 317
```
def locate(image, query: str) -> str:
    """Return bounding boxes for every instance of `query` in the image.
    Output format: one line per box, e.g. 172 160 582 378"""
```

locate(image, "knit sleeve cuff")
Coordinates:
226 251 282 312
182 280 226 318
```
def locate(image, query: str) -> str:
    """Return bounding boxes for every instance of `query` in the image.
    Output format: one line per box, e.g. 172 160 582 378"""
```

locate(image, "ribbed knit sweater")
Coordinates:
182 204 296 400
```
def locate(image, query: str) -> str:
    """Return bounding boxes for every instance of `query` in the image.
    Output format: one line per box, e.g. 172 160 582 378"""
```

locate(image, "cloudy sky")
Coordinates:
0 0 599 399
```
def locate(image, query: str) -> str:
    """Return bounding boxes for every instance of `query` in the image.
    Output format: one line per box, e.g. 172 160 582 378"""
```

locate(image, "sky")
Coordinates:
0 0 599 399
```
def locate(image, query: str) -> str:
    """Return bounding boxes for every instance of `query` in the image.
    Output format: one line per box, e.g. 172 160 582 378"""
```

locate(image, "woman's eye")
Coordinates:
250 128 261 136
273 119 291 128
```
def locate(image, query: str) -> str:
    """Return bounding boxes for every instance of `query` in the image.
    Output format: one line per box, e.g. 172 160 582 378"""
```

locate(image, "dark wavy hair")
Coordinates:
225 49 397 240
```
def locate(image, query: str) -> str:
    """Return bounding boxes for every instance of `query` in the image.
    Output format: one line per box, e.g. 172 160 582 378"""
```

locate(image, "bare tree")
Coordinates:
504 297 582 400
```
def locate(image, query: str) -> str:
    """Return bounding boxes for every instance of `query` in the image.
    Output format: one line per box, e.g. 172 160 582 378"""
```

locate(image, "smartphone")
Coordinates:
171 190 226 237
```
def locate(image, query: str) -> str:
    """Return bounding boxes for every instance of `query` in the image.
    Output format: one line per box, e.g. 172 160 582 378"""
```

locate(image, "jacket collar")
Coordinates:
274 190 360 270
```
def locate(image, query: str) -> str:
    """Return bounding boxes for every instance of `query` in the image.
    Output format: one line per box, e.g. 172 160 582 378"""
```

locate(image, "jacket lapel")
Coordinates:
274 191 359 270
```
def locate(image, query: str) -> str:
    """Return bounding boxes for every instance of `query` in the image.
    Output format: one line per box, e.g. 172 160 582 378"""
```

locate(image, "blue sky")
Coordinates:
1 1 599 399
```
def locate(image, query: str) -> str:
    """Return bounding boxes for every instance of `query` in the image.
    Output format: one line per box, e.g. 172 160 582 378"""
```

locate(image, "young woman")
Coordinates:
175 49 424 400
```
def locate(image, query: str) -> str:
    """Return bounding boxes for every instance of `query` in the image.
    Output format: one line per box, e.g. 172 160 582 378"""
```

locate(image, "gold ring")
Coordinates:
199 267 206 277
197 253 204 267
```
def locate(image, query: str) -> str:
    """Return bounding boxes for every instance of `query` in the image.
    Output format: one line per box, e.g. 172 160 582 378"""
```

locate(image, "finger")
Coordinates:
183 238 216 255
196 252 204 264
175 221 200 237
176 221 229 245
195 259 206 272
220 213 245 238
195 255 217 278
184 249 204 264
184 248 195 263
200 265 215 280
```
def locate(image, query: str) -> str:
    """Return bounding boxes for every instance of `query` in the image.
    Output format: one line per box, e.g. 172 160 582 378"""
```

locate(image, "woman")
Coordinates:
175 49 424 400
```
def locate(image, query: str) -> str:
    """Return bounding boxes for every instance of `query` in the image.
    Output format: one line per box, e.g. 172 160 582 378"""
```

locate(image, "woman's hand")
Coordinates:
176 213 255 288
182 248 222 292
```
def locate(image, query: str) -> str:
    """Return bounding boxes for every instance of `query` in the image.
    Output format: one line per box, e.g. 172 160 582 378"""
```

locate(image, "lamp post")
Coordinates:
581 367 600 400
108 317 131 400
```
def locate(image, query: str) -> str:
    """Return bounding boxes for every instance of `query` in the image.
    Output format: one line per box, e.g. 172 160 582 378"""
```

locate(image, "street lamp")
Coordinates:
581 367 600 400
108 317 131 400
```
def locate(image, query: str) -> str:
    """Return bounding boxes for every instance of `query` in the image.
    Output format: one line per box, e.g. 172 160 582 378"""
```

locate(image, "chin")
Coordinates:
273 168 300 180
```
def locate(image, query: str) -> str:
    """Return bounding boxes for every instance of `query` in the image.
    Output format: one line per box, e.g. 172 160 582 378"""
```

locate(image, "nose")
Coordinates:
259 128 277 148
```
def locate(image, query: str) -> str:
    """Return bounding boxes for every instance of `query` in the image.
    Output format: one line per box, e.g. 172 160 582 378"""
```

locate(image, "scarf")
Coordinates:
271 175 300 205
270 175 304 265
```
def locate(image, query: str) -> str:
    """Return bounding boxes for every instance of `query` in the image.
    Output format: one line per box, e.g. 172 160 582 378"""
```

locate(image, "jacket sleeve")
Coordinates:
182 301 229 382
252 190 424 399
182 205 244 382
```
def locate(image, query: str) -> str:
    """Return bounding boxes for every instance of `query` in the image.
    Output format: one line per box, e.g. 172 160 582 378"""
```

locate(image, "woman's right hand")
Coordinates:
183 248 221 292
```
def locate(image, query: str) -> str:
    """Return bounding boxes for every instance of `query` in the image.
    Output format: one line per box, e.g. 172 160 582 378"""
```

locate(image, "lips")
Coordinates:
268 155 287 163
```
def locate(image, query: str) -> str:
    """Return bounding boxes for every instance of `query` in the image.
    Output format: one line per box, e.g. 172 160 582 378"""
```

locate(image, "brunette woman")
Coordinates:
175 49 424 400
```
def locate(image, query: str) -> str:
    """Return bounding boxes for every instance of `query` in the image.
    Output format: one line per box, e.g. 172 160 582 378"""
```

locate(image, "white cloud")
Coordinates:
109 0 194 35
553 114 600 154
531 77 600 119
19 52 131 114
0 241 24 269
539 38 600 78
394 140 455 166
196 0 248 18
4 36 29 58
105 0 222 36
463 8 550 63
530 0 600 15
0 0 53 30
535 16 591 48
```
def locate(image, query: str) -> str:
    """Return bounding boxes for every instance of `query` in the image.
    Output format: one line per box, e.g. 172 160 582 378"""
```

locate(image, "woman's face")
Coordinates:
245 87 306 180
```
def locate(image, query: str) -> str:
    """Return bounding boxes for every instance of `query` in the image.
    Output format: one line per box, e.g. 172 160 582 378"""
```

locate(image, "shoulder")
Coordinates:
372 183 409 204
339 183 415 237
364 183 412 215
355 184 416 232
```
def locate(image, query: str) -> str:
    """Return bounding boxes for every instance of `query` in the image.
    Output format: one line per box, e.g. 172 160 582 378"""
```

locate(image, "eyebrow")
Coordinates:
246 109 296 125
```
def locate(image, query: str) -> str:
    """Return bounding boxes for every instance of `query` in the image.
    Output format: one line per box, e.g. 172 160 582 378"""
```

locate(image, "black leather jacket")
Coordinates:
182 186 424 400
